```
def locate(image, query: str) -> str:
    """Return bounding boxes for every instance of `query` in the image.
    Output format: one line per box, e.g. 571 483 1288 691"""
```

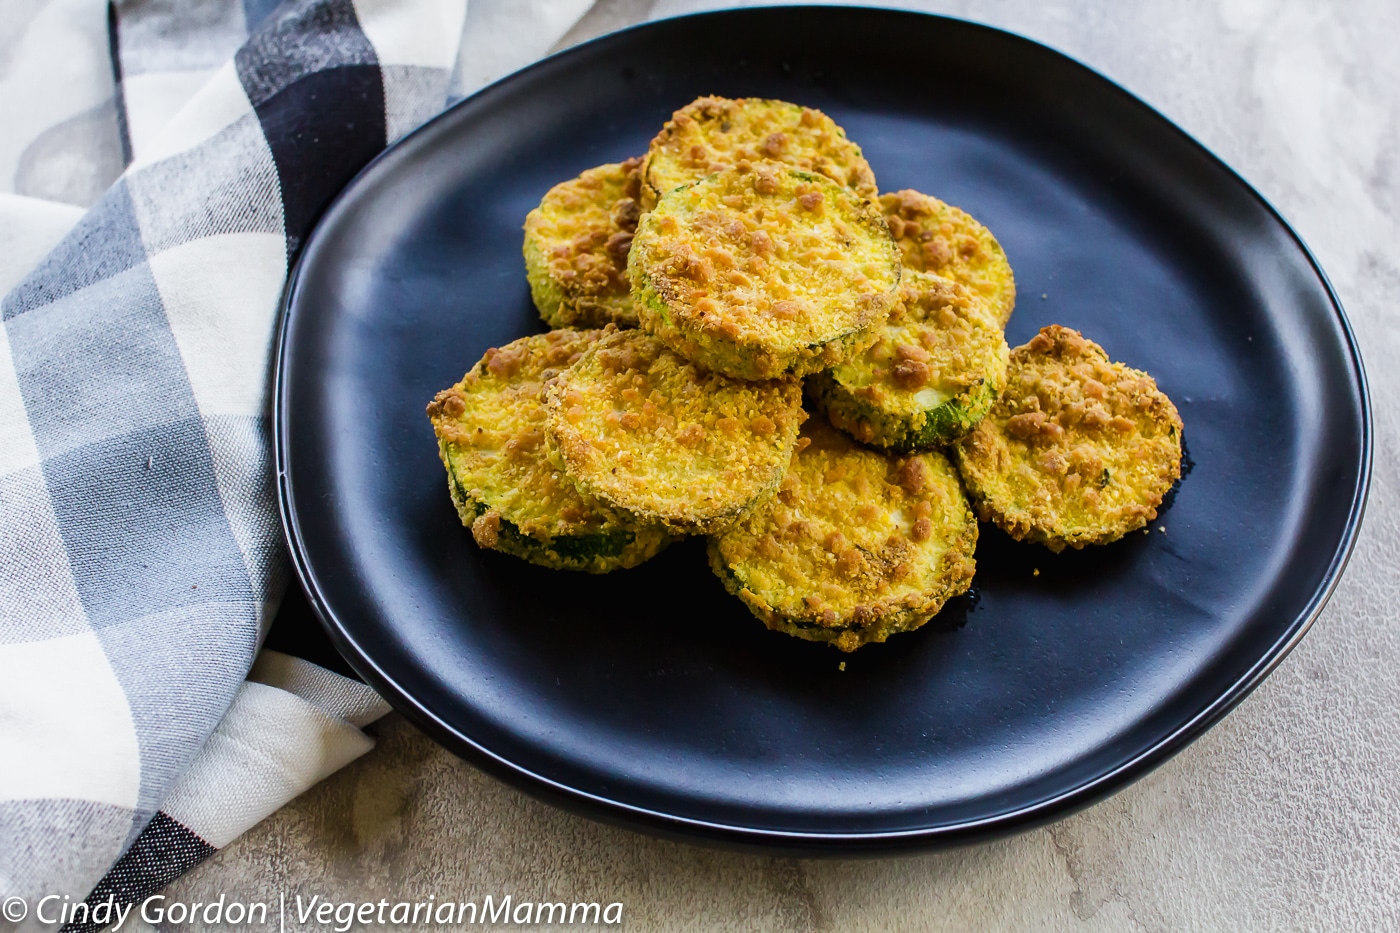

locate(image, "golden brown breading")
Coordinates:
954 325 1183 552
642 96 877 209
708 418 977 652
629 162 900 380
523 158 645 329
427 329 673 571
810 271 1009 450
544 327 805 533
880 189 1016 327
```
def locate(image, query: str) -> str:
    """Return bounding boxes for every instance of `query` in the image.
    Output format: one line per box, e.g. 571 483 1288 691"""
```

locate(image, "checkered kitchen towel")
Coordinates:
0 0 601 923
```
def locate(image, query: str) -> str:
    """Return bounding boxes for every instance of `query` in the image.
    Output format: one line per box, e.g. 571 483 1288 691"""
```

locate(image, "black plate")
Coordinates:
275 7 1370 853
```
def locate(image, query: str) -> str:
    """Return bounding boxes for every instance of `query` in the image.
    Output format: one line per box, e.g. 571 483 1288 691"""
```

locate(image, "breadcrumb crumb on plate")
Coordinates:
954 324 1183 552
544 327 806 533
708 418 978 652
427 329 673 572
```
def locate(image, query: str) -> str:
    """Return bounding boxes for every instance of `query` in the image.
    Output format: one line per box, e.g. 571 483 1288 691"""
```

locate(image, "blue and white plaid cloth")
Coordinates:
0 0 598 923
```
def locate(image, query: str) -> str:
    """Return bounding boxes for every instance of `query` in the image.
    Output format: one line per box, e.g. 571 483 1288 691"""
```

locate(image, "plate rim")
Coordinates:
272 4 1373 854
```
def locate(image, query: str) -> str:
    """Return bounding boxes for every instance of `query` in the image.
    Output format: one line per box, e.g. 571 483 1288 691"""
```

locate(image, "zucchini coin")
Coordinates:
881 189 1016 327
642 96 877 209
523 158 644 329
709 418 978 652
954 325 1183 552
810 271 1010 450
544 327 805 533
427 329 673 572
629 162 900 381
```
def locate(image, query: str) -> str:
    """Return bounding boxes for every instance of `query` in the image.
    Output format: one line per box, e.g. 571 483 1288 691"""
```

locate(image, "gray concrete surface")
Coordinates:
149 1 1400 929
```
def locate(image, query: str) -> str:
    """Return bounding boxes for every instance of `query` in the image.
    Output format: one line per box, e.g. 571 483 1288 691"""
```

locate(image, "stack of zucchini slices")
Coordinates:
431 95 1183 652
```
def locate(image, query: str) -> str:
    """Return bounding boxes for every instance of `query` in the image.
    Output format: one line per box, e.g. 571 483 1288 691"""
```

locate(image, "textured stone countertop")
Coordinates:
150 1 1400 929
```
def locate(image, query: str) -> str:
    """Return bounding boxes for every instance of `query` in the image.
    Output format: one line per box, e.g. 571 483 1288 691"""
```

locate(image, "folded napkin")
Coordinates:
0 0 598 923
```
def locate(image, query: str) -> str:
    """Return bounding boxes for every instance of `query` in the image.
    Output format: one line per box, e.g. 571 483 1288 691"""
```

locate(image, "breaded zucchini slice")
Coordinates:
954 325 1183 552
810 271 1010 451
427 329 672 572
708 418 978 652
523 157 645 329
642 96 877 209
629 162 900 381
881 189 1016 327
544 327 805 533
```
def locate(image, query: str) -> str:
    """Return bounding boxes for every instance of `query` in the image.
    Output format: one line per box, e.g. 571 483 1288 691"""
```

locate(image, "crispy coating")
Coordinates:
708 418 977 652
544 328 806 533
427 329 673 571
954 325 1183 552
880 189 1016 327
642 96 877 209
629 162 900 381
523 158 645 329
811 271 1010 451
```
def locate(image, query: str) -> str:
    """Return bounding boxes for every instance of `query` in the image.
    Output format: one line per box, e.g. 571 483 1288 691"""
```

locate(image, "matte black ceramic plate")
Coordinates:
275 7 1370 853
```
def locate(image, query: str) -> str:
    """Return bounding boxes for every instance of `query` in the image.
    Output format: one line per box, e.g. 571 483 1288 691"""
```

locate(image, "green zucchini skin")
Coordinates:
809 269 1009 451
428 329 674 574
522 233 569 327
443 443 671 572
809 368 1002 453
